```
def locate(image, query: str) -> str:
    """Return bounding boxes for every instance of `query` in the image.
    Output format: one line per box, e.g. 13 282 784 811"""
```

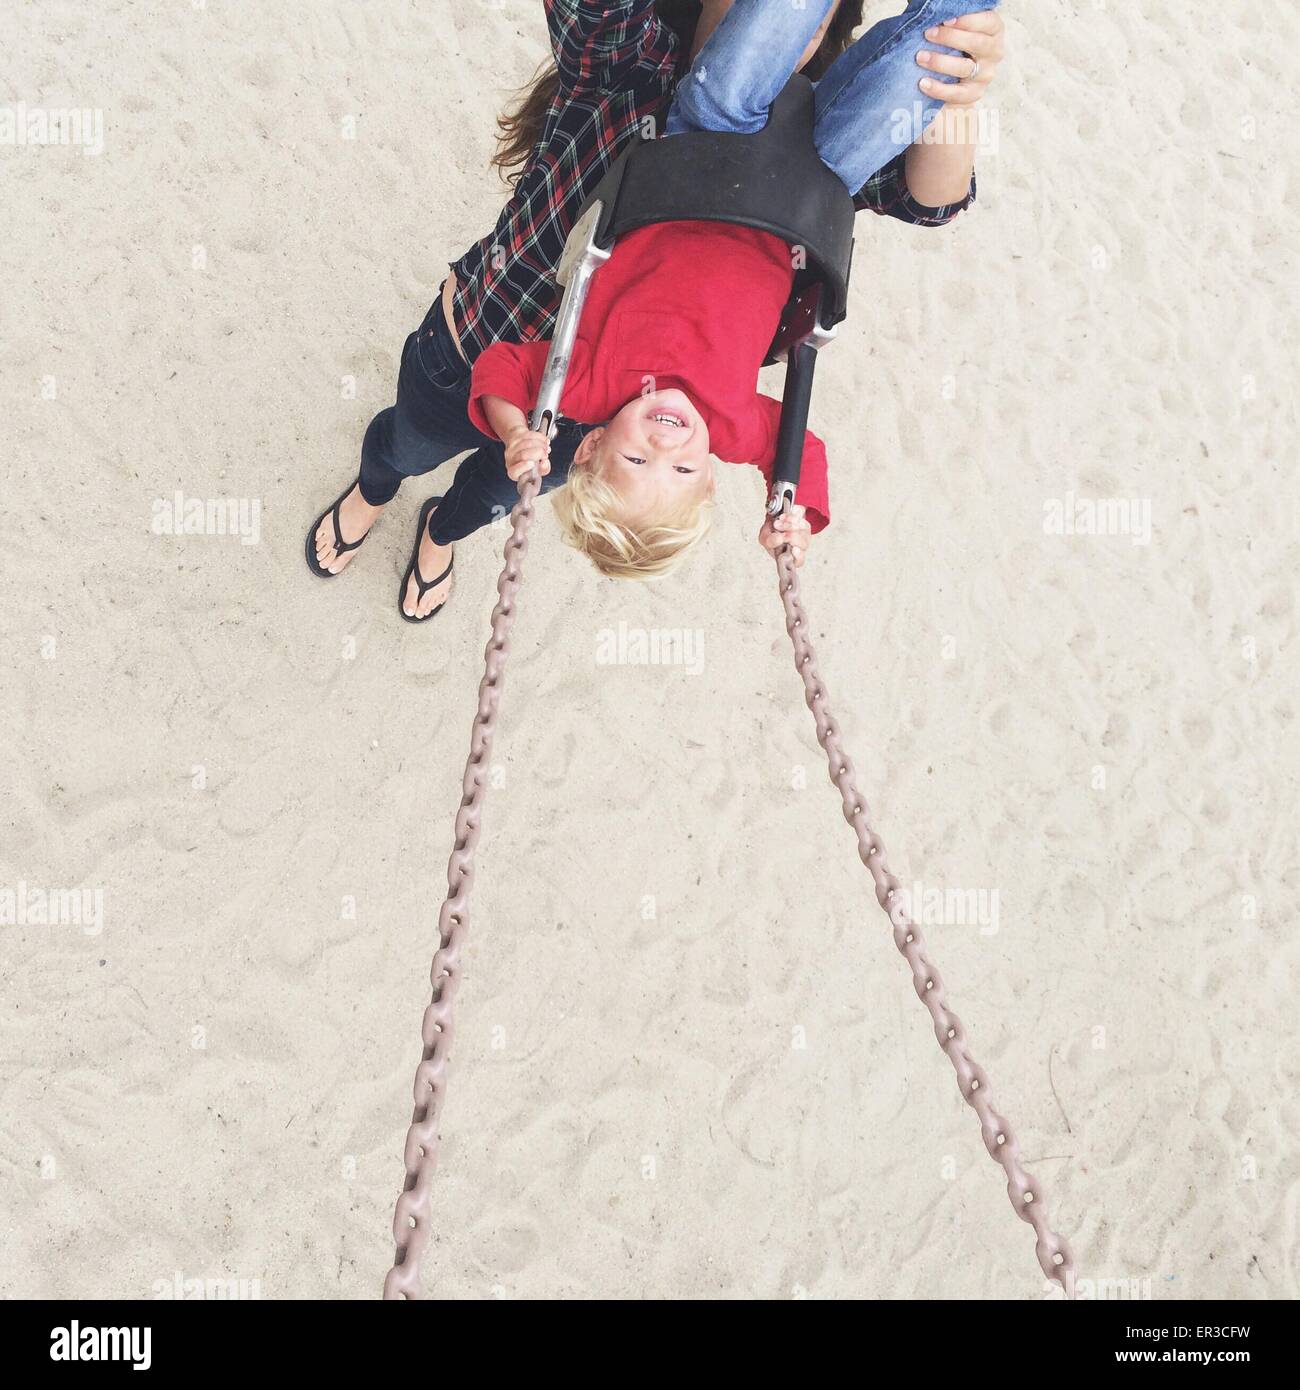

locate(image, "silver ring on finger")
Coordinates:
967 55 981 80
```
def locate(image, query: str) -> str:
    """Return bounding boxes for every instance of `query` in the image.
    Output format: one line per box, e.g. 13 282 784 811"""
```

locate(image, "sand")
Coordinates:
1 0 1296 1300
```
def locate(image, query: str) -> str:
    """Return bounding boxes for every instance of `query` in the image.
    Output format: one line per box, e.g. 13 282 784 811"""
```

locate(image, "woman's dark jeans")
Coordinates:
357 296 581 544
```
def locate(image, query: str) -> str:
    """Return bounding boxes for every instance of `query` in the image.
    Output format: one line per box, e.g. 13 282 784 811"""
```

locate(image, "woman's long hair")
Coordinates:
490 0 866 186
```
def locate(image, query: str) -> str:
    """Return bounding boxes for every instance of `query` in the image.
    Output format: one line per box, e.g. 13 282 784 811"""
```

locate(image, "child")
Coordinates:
472 0 1001 578
471 220 825 578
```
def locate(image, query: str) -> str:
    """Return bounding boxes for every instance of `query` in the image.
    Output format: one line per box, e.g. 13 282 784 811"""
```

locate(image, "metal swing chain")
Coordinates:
773 542 1077 1297
381 471 1076 1298
383 473 542 1301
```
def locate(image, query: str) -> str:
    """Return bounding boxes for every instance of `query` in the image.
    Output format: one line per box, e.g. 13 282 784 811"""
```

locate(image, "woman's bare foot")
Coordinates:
401 523 455 620
313 483 383 575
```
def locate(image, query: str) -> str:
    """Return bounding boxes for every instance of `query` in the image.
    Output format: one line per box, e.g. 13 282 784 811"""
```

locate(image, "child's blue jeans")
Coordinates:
665 0 998 194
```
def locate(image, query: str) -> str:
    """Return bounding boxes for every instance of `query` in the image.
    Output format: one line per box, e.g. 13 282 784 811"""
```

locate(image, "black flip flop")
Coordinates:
305 483 374 578
398 496 454 624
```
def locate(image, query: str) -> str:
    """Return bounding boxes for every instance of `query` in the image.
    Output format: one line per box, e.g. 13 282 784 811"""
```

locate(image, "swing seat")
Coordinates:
585 75 856 357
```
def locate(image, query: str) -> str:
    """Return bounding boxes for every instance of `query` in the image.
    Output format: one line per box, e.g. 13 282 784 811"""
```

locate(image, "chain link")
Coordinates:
383 474 540 1300
774 543 1076 1296
383 484 1076 1297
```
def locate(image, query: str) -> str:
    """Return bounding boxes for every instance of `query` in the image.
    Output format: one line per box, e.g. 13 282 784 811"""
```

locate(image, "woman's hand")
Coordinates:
917 9 1006 107
758 505 812 567
503 424 551 482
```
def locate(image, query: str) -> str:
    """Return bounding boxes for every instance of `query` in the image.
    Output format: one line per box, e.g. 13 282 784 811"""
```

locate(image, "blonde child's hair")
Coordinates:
552 457 713 580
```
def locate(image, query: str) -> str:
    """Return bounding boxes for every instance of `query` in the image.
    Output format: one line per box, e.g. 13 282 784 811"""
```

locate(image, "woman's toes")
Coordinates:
422 580 451 616
402 571 451 619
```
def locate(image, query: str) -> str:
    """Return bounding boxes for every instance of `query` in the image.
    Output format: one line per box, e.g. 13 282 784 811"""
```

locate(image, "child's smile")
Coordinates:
625 387 710 463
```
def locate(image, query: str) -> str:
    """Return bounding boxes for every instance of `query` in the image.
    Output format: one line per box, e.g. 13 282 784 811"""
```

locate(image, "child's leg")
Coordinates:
664 0 837 138
812 0 999 193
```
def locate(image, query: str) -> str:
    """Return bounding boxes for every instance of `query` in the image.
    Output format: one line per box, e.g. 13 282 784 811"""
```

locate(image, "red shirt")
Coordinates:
468 220 830 531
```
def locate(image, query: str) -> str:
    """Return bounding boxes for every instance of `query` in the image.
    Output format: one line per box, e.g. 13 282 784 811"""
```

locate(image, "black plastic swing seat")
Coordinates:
585 75 856 345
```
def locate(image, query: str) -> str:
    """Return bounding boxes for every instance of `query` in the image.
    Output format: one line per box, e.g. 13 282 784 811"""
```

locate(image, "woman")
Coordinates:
306 2 1006 620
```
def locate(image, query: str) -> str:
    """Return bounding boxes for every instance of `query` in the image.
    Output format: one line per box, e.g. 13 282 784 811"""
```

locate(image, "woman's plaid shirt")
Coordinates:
448 2 975 363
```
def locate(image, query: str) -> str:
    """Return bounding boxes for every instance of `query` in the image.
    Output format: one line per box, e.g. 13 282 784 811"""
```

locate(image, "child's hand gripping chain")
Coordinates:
504 424 553 482
759 503 812 568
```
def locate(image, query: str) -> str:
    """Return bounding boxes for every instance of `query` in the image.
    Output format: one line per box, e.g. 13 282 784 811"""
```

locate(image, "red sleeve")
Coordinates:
752 394 830 532
468 341 551 439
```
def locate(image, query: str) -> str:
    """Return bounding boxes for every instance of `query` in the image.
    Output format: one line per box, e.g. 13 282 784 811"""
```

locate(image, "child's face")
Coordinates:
579 389 714 519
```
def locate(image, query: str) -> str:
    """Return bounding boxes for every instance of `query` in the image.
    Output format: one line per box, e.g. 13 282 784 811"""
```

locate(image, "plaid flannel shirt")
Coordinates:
448 1 975 362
